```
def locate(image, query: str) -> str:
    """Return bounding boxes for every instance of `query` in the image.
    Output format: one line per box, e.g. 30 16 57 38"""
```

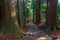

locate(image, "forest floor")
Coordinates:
0 22 60 40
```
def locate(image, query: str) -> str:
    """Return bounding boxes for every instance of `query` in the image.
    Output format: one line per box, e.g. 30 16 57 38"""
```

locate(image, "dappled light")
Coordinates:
11 11 16 18
36 36 51 40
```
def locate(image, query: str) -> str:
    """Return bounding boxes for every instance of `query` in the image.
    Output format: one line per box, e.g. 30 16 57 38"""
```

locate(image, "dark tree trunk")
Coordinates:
35 0 41 25
46 0 49 24
47 0 58 31
2 0 9 34
17 0 21 27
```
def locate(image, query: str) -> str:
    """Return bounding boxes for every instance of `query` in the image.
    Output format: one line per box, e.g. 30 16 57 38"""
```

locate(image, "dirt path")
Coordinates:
27 22 52 40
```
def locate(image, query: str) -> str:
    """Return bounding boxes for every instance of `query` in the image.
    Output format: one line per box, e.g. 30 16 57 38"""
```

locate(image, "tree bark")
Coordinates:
1 0 24 37
47 0 58 31
2 0 9 34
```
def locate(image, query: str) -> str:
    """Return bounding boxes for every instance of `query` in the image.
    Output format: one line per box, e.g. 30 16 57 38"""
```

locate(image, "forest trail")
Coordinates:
27 22 60 40
0 22 60 40
27 22 52 40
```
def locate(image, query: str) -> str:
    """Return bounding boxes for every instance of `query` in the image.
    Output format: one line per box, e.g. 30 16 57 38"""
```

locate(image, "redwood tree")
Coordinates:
46 0 58 31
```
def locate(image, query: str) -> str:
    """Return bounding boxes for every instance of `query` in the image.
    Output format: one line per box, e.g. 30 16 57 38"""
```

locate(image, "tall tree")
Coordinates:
1 0 24 37
45 0 50 29
17 0 21 28
0 0 2 30
46 0 49 24
47 0 58 31
35 0 41 25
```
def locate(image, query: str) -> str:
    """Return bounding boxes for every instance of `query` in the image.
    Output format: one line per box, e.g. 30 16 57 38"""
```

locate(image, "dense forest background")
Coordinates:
14 0 60 28
14 0 60 22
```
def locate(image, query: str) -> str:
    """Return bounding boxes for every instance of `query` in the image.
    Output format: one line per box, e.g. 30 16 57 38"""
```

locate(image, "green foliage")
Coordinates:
57 3 60 14
57 3 60 24
41 2 47 23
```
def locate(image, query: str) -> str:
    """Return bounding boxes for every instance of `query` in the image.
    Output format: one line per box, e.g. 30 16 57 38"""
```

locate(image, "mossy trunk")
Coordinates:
1 0 24 37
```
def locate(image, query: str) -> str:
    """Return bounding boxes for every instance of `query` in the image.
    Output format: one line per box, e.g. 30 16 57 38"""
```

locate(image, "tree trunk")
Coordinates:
35 0 41 25
47 0 58 31
2 0 9 34
1 0 24 37
17 0 21 28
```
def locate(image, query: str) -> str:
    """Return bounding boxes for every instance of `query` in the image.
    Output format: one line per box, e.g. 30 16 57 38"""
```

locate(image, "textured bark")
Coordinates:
22 0 27 32
1 0 24 37
8 0 24 36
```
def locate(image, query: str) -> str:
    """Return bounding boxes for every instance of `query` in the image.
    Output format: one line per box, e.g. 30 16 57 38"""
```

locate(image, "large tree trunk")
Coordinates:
47 0 58 31
2 0 9 34
1 0 24 37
